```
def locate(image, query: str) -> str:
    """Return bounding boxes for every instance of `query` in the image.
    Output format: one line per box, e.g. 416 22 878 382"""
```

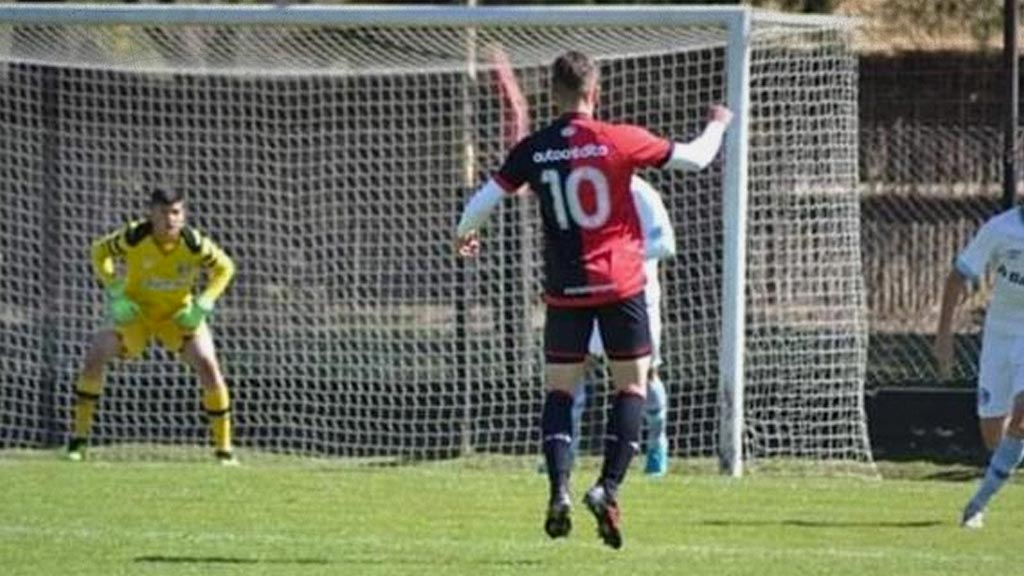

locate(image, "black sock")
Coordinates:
541 390 574 501
599 391 644 500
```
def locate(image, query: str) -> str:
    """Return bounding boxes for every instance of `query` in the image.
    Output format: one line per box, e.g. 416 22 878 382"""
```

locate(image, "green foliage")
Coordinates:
875 0 1004 48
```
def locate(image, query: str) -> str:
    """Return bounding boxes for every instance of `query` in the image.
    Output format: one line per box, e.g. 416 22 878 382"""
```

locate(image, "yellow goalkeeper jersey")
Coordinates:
91 220 236 322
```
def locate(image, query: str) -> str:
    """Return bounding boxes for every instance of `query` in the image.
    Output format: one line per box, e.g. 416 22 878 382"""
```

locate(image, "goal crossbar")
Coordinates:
0 4 857 29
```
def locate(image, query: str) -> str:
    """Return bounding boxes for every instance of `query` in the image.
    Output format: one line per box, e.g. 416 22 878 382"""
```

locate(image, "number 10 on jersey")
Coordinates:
541 167 611 230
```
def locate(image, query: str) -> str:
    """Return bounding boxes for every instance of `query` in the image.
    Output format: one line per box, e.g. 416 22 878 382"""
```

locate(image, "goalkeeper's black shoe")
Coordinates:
544 492 572 539
583 485 623 550
66 437 88 462
215 450 240 467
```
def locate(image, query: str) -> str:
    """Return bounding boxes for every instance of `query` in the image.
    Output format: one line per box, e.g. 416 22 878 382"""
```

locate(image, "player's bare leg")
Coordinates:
962 394 1024 528
979 416 1009 452
180 324 236 465
542 362 585 538
584 356 649 549
68 329 121 460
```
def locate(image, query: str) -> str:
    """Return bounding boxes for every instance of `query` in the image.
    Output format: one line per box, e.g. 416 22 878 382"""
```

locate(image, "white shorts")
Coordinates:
976 329 1024 418
588 289 662 367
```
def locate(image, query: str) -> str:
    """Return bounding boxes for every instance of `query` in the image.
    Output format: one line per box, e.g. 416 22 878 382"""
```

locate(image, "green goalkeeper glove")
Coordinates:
173 296 214 330
105 280 139 325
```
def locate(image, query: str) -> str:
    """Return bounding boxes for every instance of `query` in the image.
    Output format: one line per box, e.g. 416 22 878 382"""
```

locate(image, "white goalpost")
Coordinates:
0 4 869 474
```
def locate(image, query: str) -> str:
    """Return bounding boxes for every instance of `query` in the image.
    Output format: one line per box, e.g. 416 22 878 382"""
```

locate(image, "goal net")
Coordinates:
0 5 870 470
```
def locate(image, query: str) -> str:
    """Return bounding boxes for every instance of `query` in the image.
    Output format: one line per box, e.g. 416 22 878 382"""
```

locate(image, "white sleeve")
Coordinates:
456 179 504 237
631 176 676 261
663 121 727 171
955 219 999 283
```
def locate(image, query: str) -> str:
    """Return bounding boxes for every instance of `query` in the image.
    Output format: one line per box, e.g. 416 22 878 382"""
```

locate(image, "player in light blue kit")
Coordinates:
565 175 677 476
935 205 1024 528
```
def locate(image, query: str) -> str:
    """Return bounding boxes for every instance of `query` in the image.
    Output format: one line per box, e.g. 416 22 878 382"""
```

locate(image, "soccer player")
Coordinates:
67 187 238 464
935 205 1024 528
544 176 676 476
456 50 731 548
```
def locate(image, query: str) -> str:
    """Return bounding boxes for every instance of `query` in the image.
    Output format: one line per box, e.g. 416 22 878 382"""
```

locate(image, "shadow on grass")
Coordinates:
702 519 943 529
875 459 984 482
134 556 328 565
331 558 544 567
134 555 542 567
921 468 982 482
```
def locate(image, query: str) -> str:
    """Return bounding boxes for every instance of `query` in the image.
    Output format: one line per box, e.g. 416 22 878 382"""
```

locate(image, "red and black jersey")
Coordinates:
494 112 672 307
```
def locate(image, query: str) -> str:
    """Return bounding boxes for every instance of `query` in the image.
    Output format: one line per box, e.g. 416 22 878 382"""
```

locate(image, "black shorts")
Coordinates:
544 293 651 364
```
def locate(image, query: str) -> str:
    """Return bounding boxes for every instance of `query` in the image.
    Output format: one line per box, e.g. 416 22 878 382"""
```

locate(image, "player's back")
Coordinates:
495 113 671 307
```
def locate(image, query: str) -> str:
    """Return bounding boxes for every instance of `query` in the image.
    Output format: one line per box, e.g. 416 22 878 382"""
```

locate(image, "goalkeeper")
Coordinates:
67 187 237 464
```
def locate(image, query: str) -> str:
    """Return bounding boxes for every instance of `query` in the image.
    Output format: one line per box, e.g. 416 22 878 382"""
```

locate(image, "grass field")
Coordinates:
0 454 1021 576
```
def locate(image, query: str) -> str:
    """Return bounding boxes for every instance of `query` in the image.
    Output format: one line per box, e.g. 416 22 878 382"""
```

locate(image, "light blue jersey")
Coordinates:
957 207 1024 335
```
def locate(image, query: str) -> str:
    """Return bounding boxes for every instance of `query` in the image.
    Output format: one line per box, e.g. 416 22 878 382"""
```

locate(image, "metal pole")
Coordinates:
719 10 752 477
457 0 478 457
1004 0 1019 209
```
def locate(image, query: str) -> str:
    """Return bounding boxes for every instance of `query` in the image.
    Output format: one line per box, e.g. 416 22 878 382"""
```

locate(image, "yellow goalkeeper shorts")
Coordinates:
115 317 202 359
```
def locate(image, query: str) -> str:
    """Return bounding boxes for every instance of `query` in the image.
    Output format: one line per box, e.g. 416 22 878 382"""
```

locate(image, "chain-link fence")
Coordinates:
860 52 1013 388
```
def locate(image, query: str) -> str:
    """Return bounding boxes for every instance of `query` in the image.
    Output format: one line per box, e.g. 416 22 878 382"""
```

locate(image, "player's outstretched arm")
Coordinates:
934 269 968 381
489 45 529 149
664 104 733 172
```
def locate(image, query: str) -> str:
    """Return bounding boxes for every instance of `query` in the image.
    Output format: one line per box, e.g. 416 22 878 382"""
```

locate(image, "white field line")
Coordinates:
0 523 1005 565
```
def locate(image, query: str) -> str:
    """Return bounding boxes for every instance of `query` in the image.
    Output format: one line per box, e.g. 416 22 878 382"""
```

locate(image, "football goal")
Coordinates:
0 4 868 475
